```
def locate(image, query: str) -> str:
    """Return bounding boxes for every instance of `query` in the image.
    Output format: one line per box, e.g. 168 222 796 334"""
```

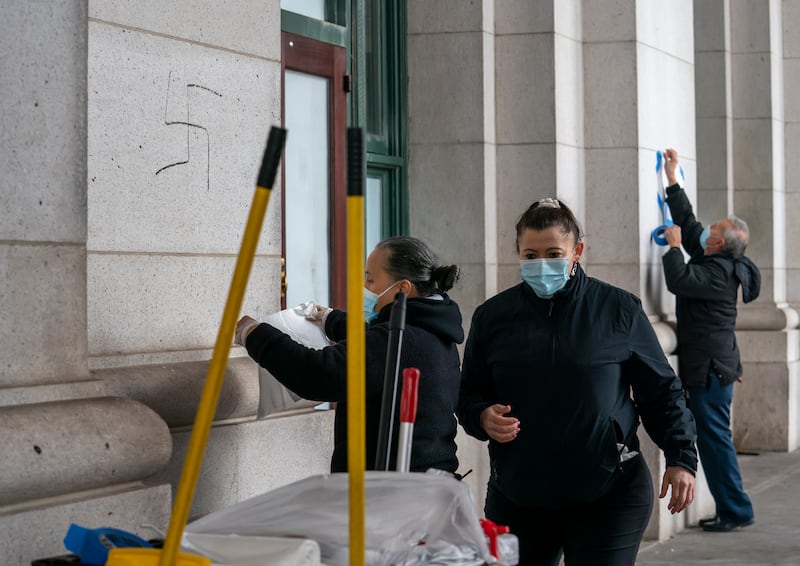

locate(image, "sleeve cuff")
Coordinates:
666 183 682 196
665 449 698 475
461 403 492 442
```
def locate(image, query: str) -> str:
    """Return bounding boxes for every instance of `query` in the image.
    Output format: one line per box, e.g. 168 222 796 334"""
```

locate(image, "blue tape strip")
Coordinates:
652 151 674 246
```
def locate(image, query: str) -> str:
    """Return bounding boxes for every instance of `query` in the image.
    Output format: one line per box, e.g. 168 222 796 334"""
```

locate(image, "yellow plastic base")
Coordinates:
106 547 211 566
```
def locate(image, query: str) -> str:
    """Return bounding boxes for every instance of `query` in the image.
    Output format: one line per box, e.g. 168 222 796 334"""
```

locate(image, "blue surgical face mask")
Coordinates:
520 258 571 299
363 281 399 322
699 226 711 250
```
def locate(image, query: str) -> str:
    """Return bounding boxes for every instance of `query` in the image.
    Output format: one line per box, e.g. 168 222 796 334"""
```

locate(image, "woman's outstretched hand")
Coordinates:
235 315 260 347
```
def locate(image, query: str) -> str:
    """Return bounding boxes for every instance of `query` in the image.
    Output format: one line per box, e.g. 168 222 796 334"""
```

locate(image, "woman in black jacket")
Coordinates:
458 198 697 566
236 236 464 474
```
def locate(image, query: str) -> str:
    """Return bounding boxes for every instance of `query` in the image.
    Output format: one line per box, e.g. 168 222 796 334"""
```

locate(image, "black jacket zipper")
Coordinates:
549 300 556 366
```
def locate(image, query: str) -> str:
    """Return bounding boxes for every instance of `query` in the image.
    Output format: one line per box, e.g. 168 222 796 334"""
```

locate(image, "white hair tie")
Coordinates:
538 198 561 209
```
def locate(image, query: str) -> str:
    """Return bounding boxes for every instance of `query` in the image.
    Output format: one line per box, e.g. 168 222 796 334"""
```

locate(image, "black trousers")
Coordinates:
485 456 654 566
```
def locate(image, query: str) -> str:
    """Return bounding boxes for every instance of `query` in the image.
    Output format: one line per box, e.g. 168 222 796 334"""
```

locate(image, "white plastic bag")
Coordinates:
257 301 333 418
181 533 321 566
184 472 496 566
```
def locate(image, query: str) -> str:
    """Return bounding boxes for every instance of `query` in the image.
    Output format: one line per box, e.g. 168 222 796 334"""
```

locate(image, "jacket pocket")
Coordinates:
599 417 624 473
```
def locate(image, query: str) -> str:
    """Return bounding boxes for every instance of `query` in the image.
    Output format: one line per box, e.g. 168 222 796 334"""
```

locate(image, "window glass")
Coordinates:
366 175 384 254
365 0 385 139
281 0 325 21
284 70 330 307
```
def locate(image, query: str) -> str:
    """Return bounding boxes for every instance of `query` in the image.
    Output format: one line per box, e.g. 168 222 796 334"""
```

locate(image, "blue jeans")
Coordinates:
686 368 754 523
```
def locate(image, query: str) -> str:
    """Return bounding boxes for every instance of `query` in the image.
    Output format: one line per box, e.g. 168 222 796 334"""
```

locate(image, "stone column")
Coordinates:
407 0 496 508
782 0 800 449
0 3 172 563
583 0 709 540
0 2 89 395
788 1 800 307
494 1 585 289
689 0 748 530
728 0 800 452
695 0 735 222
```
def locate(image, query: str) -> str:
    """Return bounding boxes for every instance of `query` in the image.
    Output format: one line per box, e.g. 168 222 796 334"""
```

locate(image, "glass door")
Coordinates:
282 32 347 309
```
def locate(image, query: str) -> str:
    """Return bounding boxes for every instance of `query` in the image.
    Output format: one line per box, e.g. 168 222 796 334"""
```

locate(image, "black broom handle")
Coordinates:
374 291 407 470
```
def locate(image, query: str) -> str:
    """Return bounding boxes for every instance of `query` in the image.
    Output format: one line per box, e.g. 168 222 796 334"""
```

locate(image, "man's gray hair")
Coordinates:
721 215 749 258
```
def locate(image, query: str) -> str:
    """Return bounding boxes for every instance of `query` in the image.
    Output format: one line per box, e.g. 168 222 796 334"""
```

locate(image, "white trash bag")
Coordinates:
256 301 333 418
183 472 501 566
181 533 321 566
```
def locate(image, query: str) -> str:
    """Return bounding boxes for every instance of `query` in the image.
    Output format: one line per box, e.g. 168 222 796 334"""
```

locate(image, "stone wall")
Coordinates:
0 4 176 563
3 2 799 563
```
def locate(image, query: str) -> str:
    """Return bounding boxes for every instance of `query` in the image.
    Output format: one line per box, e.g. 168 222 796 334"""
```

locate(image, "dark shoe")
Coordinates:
698 515 719 527
701 517 754 532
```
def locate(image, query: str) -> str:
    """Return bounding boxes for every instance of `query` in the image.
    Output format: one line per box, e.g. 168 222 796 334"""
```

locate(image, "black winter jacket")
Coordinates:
245 296 464 474
458 266 697 508
663 184 761 387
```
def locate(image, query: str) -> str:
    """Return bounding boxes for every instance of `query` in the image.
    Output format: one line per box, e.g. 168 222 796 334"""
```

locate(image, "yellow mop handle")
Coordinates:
346 127 366 566
157 127 287 566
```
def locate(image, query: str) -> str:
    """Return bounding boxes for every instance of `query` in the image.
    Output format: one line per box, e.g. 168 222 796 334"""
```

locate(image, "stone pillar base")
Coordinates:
735 359 800 452
0 484 171 566
736 328 800 452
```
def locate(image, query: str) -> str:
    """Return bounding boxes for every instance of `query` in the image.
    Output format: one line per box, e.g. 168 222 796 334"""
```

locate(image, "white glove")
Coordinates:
234 315 261 347
304 304 333 328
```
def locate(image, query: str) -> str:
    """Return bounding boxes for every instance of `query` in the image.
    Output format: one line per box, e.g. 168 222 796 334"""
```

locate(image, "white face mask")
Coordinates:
363 281 399 322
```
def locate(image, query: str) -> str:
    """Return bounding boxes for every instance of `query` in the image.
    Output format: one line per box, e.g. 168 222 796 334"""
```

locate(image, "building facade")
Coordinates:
2 0 799 562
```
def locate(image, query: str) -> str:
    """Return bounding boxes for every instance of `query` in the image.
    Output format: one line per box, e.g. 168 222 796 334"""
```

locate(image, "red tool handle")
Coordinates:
400 368 420 423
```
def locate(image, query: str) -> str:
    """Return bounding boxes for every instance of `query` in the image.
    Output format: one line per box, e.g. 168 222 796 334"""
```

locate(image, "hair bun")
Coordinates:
432 264 460 293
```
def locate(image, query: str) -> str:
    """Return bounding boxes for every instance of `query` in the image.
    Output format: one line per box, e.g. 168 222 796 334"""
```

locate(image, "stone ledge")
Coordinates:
0 379 109 408
94 357 260 428
0 397 171 506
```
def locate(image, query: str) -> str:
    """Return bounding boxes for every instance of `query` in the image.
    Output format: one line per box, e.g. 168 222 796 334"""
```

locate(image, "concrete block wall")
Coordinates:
0 3 175 563
729 0 785 302
146 410 336 520
583 0 641 296
694 0 734 223
493 0 585 293
782 0 800 454
83 0 343 526
0 1 89 389
784 0 800 308
87 2 282 366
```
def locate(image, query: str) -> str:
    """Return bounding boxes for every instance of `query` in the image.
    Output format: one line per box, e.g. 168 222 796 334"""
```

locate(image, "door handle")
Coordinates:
280 257 287 299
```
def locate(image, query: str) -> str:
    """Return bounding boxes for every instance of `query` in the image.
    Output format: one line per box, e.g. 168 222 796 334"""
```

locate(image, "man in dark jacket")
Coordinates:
661 148 761 533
